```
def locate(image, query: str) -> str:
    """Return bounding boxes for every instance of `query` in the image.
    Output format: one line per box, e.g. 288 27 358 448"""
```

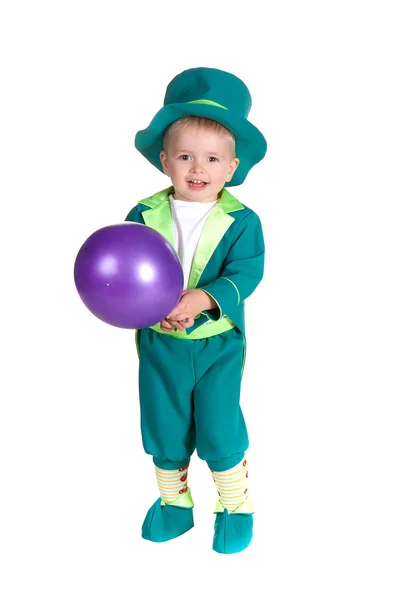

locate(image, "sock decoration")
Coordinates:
211 457 249 512
155 463 189 504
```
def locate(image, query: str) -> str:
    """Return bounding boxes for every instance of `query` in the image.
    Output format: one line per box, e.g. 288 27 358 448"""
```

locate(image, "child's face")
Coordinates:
160 127 239 203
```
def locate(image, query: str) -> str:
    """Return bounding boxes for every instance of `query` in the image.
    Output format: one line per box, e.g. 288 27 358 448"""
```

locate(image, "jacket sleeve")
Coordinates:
199 212 265 321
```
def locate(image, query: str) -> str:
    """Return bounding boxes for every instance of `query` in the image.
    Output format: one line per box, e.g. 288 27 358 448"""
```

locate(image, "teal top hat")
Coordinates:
134 67 267 187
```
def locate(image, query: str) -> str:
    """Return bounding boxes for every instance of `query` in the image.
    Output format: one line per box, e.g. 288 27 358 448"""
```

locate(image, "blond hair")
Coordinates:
163 116 236 157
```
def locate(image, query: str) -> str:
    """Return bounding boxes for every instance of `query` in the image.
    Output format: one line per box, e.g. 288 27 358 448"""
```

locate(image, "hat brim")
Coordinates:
134 103 267 187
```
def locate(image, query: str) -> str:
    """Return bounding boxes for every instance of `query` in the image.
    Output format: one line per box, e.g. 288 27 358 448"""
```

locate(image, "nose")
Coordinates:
190 159 204 173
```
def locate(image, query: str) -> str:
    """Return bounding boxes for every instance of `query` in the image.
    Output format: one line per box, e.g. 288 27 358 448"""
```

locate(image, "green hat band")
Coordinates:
187 99 227 110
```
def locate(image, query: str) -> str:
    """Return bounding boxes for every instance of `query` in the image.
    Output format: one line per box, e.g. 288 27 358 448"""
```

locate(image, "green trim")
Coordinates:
187 99 228 110
232 497 254 514
214 496 254 514
199 289 222 320
187 202 234 289
160 488 194 508
218 188 245 214
187 189 243 289
139 187 243 214
141 190 174 247
138 186 173 209
221 277 240 304
150 315 235 339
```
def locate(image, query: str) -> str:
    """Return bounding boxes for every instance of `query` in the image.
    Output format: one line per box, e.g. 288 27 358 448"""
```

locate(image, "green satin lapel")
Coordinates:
187 189 244 289
218 188 245 214
187 203 234 289
141 188 174 247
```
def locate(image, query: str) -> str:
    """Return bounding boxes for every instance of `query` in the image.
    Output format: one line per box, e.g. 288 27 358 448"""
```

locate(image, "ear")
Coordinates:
225 157 240 182
160 151 169 176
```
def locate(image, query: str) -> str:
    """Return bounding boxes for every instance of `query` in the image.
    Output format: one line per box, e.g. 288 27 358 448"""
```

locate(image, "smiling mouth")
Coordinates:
188 180 208 188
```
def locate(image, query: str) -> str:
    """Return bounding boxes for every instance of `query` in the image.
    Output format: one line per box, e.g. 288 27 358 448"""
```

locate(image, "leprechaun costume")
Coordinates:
126 67 267 553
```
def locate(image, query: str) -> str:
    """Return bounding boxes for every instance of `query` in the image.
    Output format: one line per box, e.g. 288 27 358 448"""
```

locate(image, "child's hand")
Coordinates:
160 318 174 332
159 289 215 332
166 289 209 327
160 316 194 331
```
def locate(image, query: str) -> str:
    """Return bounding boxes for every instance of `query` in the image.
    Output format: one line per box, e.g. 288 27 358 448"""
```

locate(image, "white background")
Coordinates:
1 1 399 598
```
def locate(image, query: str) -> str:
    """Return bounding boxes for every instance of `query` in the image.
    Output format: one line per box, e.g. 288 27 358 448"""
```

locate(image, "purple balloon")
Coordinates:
74 222 184 329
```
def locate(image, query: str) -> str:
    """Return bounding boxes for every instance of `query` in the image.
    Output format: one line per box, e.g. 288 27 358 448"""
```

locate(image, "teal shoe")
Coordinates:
142 488 194 543
212 498 254 554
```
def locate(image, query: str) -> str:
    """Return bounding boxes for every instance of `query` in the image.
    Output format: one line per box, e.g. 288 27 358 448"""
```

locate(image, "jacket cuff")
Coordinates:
199 278 239 321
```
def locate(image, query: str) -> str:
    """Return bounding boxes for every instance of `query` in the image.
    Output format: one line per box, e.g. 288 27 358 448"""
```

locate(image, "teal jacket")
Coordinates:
125 186 265 337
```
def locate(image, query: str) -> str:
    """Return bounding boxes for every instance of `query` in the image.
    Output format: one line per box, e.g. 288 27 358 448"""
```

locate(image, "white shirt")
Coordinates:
169 194 217 289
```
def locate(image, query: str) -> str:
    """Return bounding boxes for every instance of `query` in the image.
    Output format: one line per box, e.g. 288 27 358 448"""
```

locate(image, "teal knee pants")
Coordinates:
136 327 248 472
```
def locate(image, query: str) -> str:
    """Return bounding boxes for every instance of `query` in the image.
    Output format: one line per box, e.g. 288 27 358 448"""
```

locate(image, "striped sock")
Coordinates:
211 457 249 512
154 463 189 504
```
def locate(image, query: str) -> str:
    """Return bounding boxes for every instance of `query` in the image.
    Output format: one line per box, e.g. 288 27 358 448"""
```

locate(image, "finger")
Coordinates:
166 313 177 320
161 318 173 325
166 318 178 325
181 318 194 328
166 303 187 319
166 318 184 331
172 317 193 329
173 313 193 322
166 318 181 325
166 304 183 318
